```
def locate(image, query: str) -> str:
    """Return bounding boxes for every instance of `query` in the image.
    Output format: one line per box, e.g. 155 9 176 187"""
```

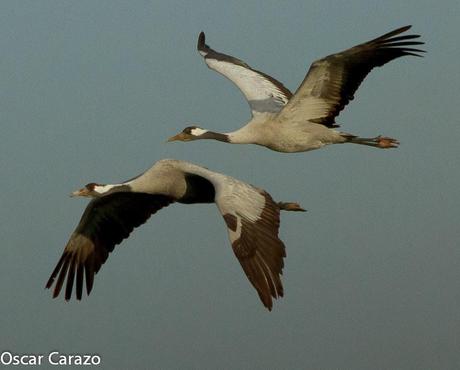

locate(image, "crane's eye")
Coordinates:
85 183 99 191
183 126 198 134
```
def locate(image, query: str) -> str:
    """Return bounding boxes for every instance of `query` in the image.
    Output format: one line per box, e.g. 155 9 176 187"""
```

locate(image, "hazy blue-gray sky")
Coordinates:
1 0 459 369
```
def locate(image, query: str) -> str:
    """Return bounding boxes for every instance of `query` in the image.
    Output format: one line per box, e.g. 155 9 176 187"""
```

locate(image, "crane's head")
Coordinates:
70 183 108 197
167 126 209 142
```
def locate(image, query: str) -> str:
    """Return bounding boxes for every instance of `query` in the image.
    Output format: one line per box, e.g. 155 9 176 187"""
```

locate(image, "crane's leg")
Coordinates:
278 202 306 212
342 134 399 149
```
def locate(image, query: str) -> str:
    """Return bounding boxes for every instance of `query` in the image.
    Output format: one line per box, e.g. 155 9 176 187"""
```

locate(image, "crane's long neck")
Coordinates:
200 130 258 144
199 130 230 143
195 120 262 144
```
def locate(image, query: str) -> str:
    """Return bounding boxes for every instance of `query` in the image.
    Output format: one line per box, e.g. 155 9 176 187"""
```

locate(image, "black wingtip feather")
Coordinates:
401 47 426 53
376 25 412 41
374 27 425 55
197 31 208 52
404 52 425 57
387 34 420 42
45 253 66 289
65 256 77 301
386 41 424 47
53 255 71 298
386 34 421 42
76 264 84 300
85 259 94 295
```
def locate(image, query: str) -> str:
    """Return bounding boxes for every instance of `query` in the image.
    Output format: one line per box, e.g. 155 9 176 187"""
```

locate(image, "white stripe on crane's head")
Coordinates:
94 184 118 194
190 127 209 136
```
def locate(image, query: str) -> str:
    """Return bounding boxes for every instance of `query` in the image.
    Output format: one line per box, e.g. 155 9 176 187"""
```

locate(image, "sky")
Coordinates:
1 0 459 369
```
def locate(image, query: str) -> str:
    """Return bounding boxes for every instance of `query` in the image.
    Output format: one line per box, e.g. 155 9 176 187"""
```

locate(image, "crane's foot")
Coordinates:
278 202 306 212
348 135 399 149
375 135 399 148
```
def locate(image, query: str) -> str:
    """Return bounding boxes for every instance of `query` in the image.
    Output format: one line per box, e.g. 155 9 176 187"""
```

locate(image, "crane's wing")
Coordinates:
275 25 425 128
198 32 292 117
46 193 174 300
213 178 286 310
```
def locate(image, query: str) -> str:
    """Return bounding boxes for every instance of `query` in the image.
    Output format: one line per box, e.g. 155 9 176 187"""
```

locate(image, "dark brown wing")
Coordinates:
217 182 285 311
233 194 285 311
276 25 425 128
45 193 174 300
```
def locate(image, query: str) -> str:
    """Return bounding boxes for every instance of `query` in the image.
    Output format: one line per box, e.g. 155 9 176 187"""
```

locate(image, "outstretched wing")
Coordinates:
46 193 174 300
276 25 425 128
213 178 285 310
198 31 292 117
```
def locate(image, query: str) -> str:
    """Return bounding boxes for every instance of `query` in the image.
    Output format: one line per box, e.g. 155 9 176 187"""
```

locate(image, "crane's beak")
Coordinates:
70 188 90 197
167 132 188 142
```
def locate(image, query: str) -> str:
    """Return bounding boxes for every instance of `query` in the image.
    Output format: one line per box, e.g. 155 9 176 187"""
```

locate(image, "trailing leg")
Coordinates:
278 202 306 212
342 134 399 149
